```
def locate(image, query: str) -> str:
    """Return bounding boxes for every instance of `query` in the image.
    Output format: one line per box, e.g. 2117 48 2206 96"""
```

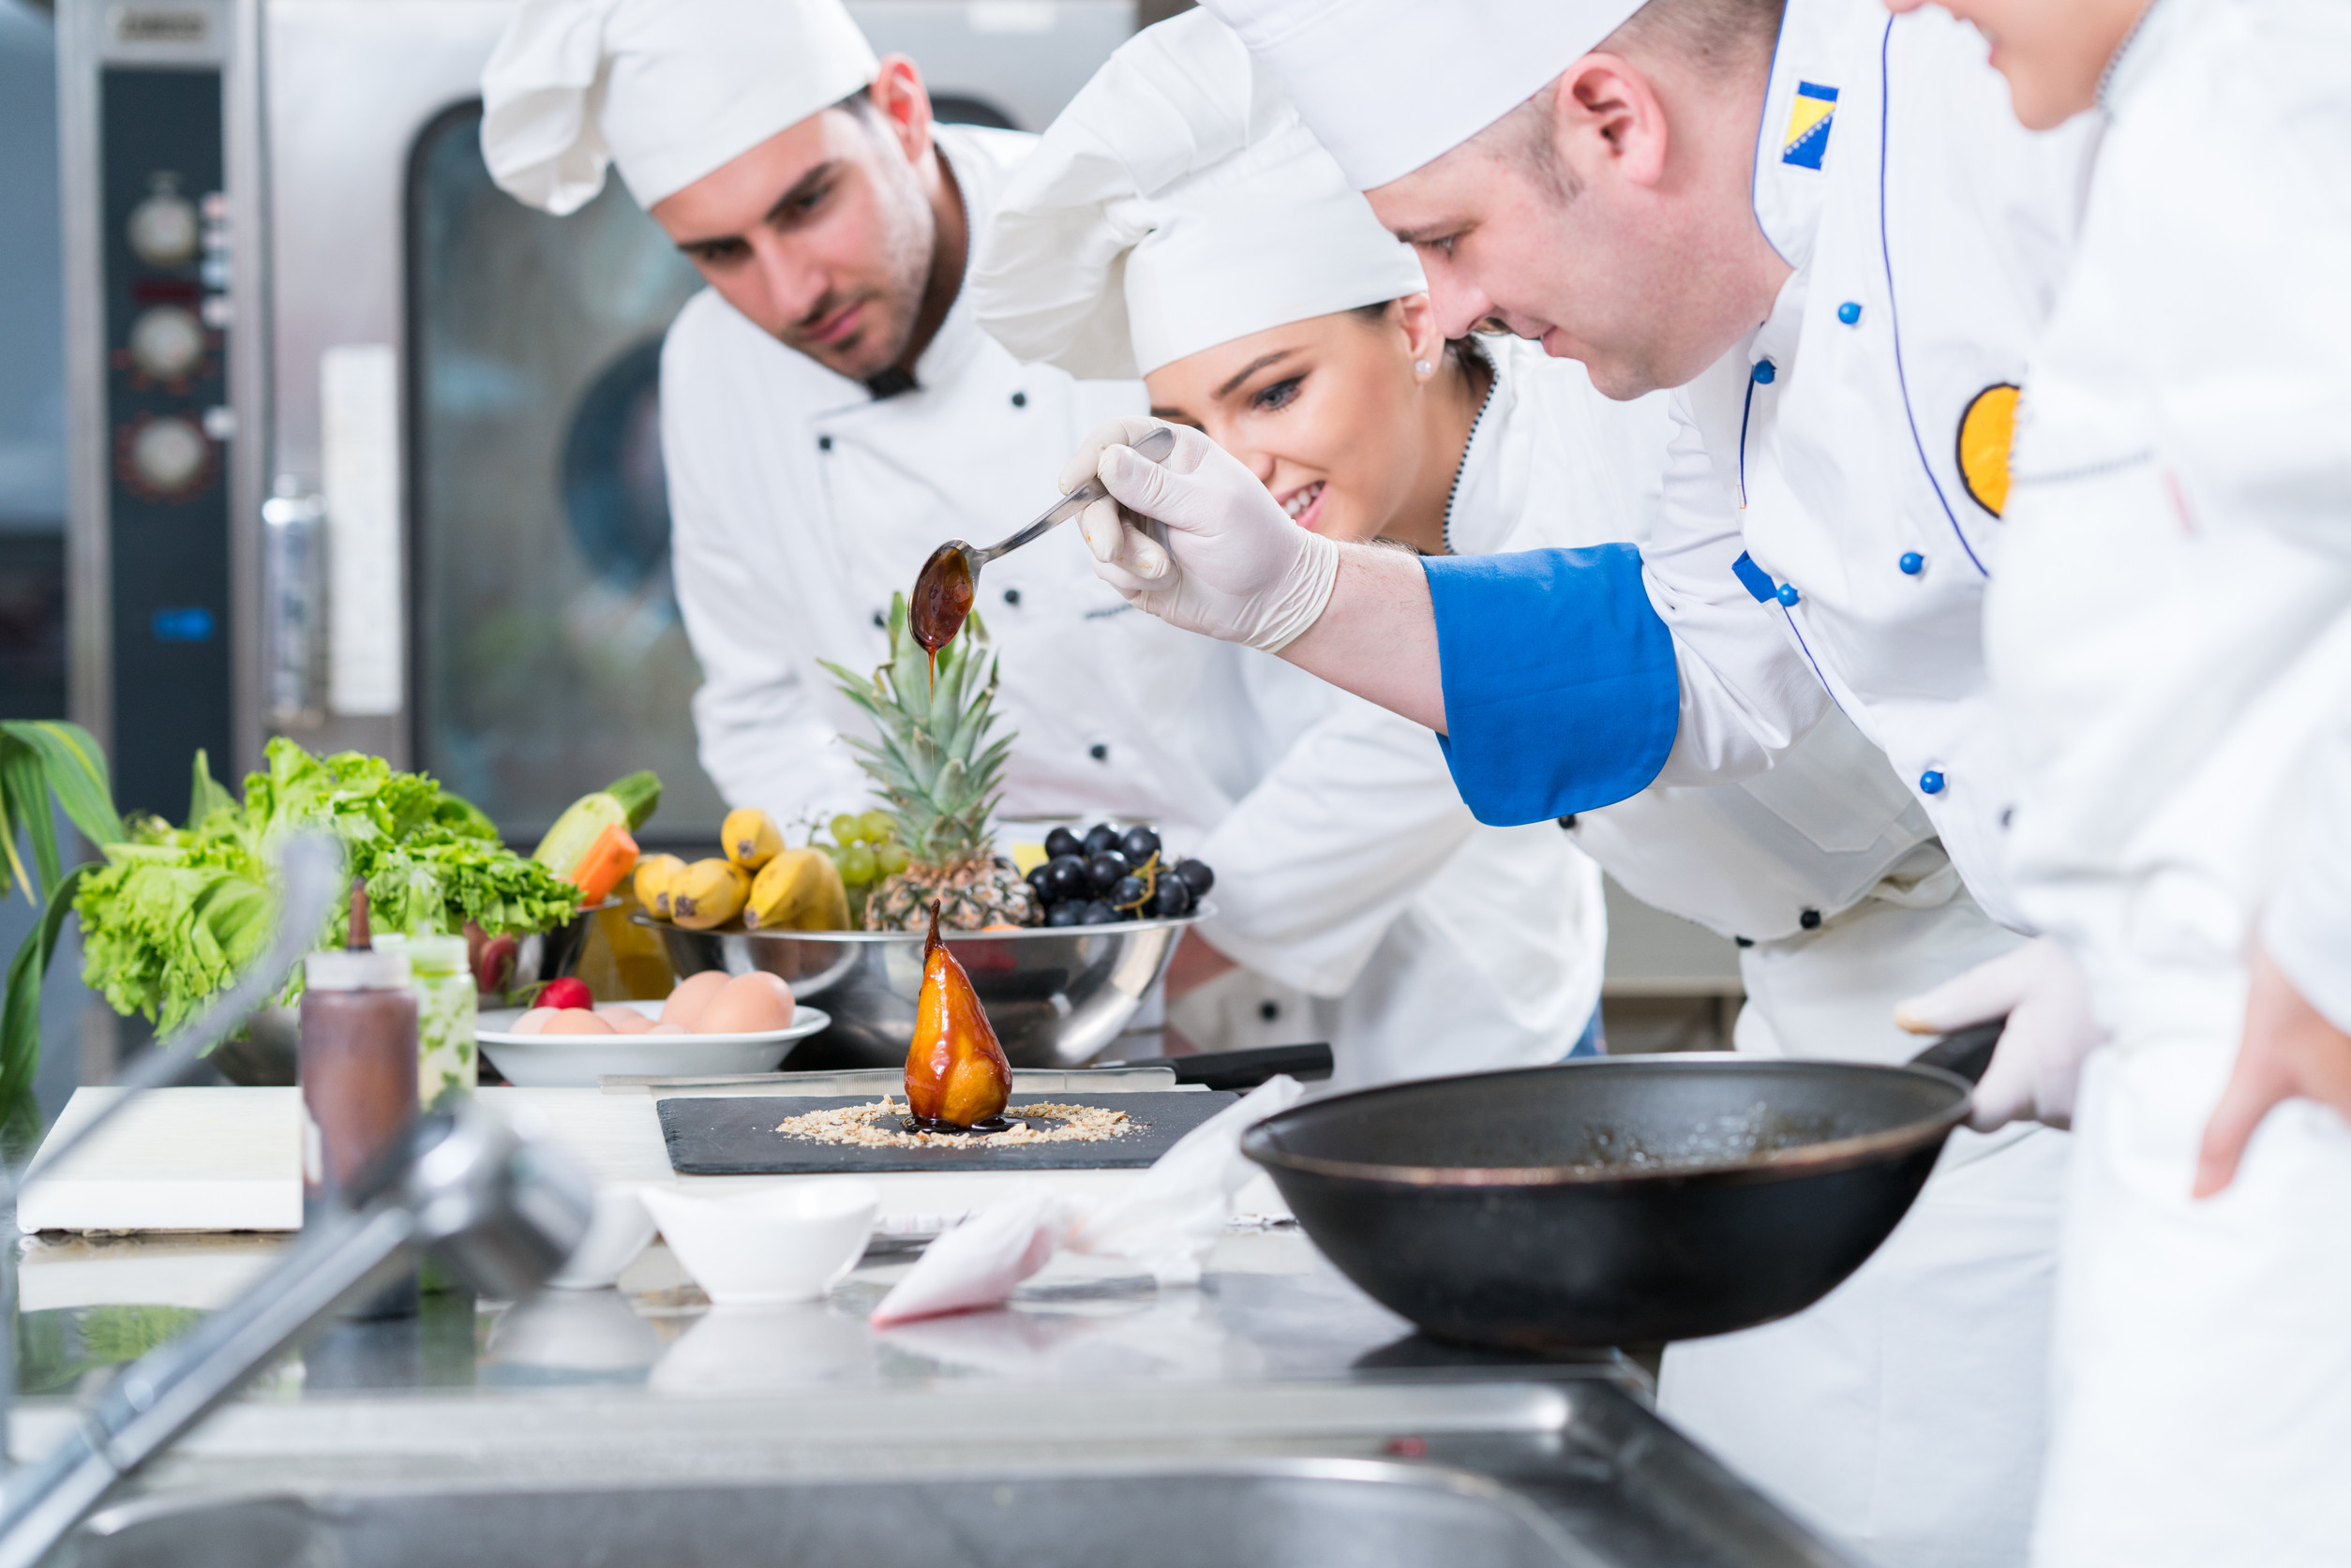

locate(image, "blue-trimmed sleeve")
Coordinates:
1424 544 1680 826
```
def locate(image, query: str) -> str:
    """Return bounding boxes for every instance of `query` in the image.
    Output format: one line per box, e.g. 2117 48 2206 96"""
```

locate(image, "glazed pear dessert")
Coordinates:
903 901 1013 1131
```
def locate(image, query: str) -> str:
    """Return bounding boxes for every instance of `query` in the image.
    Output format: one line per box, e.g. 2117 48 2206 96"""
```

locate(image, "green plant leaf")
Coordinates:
1 864 88 1110
2 722 127 848
0 738 63 900
186 749 237 831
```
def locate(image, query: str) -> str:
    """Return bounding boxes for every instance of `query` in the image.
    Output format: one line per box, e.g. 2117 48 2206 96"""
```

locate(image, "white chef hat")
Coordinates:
1199 0 1644 191
480 0 880 216
970 10 1425 381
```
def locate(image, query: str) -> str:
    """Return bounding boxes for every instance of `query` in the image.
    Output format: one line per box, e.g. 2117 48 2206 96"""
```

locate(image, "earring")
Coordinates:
1413 359 1433 378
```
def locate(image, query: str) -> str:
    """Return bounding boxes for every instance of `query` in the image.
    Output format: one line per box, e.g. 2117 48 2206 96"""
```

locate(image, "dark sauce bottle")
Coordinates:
298 881 420 1319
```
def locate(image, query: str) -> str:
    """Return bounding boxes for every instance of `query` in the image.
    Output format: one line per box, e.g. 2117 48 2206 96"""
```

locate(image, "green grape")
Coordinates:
829 813 863 845
875 842 910 877
857 810 895 844
839 844 879 885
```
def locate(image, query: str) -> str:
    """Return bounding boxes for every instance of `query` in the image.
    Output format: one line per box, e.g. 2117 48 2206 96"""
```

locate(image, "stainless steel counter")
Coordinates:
12 1229 1856 1567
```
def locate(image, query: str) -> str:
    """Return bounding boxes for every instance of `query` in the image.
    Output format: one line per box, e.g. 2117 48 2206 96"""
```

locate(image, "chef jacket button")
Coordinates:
1899 551 1924 575
1011 391 1027 409
1836 302 1863 326
1088 743 1108 762
871 609 886 629
1776 583 1800 606
1259 1000 1281 1023
1799 908 1821 931
2000 806 2015 829
817 435 833 452
1919 769 1946 796
1751 358 1776 385
1734 936 1755 948
1003 588 1021 606
1555 814 1578 830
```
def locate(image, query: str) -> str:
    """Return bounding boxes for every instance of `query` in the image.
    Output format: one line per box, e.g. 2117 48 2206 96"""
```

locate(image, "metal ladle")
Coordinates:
910 425 1177 653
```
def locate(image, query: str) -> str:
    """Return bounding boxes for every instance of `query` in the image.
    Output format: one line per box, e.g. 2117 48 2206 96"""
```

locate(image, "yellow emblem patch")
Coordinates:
1956 383 2020 516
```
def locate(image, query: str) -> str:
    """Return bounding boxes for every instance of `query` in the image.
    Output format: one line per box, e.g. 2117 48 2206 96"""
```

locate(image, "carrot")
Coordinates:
569 822 640 905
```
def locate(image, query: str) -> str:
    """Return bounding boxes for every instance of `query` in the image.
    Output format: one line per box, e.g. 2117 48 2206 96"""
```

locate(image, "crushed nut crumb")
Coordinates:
775 1096 1135 1150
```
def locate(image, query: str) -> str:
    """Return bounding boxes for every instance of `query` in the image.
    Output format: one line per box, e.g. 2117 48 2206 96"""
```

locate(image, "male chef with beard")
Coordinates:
472 0 1609 1082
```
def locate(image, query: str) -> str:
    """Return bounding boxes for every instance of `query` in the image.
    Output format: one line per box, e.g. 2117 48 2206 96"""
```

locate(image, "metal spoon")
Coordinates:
911 425 1177 653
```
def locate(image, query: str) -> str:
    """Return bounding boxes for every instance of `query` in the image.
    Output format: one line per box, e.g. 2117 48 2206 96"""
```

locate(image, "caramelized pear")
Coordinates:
904 901 1011 1127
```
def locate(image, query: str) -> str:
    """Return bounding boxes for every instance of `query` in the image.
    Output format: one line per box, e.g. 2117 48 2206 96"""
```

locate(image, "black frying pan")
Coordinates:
1238 1023 2000 1350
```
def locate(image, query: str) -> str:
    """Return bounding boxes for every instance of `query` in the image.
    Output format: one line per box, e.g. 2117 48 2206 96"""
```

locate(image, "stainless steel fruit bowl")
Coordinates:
633 907 1211 1070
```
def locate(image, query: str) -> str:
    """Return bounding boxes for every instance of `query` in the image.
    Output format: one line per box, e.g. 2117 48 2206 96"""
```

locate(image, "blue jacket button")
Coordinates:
1776 583 1800 606
1919 770 1945 795
1836 302 1862 326
1899 551 1924 575
1751 359 1777 385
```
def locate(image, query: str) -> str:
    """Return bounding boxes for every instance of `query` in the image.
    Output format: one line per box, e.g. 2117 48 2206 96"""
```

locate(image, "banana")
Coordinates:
633 853 687 918
722 808 784 871
744 848 851 932
669 858 751 930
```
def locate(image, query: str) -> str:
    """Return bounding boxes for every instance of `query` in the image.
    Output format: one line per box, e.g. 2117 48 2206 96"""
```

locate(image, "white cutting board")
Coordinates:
15 1086 1289 1235
15 1086 676 1234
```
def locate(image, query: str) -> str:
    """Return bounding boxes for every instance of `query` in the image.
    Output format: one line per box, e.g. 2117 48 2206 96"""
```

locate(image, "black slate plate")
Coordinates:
656 1092 1241 1174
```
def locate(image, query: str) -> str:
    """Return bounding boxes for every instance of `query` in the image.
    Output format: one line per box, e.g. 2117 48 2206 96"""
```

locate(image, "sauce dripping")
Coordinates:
909 543 974 690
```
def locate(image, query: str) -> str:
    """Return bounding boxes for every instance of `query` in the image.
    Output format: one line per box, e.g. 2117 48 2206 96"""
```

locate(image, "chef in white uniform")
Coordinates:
1890 0 2351 1562
963 11 1609 1086
475 0 1595 1084
988 11 2059 1563
1040 1 2096 1562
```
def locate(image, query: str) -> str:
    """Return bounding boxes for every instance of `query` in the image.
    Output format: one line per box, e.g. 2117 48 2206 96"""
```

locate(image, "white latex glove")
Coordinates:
1895 935 2106 1132
1060 416 1340 654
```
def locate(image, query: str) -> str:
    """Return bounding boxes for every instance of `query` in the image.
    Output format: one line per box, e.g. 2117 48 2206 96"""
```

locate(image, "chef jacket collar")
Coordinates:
1747 0 1879 276
822 125 1001 410
1442 339 1511 556
2097 0 2189 114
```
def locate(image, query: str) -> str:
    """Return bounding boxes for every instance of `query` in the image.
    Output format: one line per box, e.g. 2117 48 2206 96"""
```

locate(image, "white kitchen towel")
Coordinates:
868 1075 1305 1326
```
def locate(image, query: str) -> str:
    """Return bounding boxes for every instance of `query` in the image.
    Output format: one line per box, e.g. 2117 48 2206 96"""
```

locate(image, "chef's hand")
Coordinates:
1061 417 1339 654
2193 940 2351 1198
1895 935 2105 1132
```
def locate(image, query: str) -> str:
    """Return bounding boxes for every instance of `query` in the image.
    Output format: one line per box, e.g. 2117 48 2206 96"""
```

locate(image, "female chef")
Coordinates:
975 19 2059 1563
966 13 1625 1088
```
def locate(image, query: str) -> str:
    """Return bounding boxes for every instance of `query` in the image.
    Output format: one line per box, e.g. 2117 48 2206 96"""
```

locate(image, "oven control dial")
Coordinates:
127 180 200 267
128 306 204 380
127 416 209 495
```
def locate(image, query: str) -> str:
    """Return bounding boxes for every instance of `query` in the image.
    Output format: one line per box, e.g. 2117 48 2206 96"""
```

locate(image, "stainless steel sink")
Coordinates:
60 1380 1858 1568
77 1465 1587 1568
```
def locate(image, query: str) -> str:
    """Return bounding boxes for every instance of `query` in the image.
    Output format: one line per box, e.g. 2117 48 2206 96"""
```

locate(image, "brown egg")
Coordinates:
659 970 732 1031
598 1007 655 1035
694 971 795 1035
536 1008 616 1037
511 1007 557 1037
647 1023 688 1035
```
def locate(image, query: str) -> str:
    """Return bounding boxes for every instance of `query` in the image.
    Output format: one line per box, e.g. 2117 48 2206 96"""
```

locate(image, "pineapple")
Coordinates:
822 596 1042 932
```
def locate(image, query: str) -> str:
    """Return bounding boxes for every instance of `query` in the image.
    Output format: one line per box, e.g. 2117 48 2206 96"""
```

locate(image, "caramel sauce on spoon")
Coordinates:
910 543 975 688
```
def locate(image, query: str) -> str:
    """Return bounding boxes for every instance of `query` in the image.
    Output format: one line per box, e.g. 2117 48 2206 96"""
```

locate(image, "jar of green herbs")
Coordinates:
378 933 475 1109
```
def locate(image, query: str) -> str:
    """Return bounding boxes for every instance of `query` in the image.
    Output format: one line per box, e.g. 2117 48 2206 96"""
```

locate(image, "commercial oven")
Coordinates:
60 0 1137 837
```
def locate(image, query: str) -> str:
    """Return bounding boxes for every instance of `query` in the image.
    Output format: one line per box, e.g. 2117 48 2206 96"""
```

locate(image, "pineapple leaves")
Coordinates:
825 593 1017 871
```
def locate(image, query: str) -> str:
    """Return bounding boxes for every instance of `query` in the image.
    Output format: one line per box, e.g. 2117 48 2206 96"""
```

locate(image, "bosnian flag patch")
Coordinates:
1782 82 1837 170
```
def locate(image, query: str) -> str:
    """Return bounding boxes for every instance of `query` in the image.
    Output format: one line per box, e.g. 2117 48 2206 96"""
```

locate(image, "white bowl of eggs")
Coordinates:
478 971 829 1087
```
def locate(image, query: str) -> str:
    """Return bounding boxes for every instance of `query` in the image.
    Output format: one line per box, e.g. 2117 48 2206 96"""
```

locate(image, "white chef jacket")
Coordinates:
1985 4 2351 1562
661 125 1597 1084
1393 11 2090 1560
1427 0 2100 948
1451 318 2059 1567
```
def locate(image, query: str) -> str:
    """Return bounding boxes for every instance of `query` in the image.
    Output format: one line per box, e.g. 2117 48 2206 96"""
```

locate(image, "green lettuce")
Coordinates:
76 740 579 1034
